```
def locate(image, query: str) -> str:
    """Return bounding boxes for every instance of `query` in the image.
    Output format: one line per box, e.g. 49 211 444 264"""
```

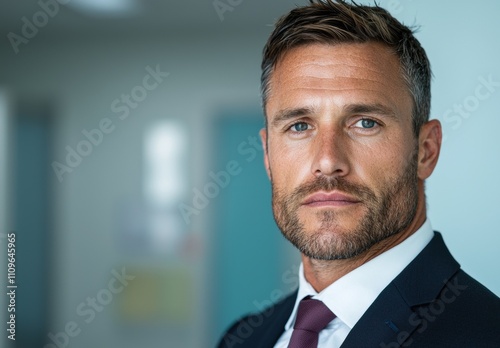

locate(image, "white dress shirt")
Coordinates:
274 219 434 348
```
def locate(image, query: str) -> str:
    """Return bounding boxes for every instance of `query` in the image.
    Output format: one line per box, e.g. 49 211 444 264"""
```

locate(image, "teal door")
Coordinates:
211 111 297 344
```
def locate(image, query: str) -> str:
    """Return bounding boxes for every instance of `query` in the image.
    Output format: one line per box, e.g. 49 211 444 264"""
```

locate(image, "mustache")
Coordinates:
287 176 377 204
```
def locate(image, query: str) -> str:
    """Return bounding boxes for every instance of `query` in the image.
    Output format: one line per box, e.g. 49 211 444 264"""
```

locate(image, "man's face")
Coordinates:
261 42 423 261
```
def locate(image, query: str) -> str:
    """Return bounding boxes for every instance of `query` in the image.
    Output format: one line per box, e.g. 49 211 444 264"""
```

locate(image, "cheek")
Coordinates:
269 140 312 189
350 139 412 189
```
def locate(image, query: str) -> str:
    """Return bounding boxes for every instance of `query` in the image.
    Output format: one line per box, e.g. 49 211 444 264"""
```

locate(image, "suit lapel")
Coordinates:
341 232 460 348
340 282 420 347
256 290 297 348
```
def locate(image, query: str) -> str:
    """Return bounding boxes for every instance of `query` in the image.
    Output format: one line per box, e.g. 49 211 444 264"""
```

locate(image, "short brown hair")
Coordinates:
261 0 431 135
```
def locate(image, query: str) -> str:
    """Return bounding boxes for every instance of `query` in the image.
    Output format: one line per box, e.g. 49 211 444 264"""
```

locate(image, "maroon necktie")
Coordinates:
288 296 336 348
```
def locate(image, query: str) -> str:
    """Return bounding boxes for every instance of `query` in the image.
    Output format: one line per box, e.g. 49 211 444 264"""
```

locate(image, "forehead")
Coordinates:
266 42 413 120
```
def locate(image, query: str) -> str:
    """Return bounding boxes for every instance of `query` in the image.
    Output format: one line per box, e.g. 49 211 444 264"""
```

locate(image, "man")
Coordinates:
218 1 500 347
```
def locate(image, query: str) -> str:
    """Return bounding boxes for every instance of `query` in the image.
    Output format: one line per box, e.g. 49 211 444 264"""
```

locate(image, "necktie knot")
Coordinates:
288 296 336 348
294 296 336 332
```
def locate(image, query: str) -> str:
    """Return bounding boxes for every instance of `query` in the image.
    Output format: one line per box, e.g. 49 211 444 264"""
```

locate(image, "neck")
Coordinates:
302 189 427 293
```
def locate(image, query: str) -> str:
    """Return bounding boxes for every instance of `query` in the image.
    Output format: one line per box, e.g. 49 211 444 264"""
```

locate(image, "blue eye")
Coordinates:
356 119 377 129
291 122 309 132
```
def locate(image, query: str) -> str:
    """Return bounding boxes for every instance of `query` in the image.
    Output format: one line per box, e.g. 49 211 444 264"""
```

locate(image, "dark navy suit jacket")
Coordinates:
217 232 500 347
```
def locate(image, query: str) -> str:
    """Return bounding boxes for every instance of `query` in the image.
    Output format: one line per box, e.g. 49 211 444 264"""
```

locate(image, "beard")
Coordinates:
271 149 419 261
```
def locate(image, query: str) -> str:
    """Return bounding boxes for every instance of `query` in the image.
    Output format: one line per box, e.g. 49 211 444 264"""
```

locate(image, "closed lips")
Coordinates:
303 192 361 205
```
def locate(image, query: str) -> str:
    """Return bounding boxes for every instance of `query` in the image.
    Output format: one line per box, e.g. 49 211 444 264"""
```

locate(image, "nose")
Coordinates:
311 128 350 178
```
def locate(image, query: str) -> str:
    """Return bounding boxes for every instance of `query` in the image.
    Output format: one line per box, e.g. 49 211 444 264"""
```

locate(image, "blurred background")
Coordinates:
0 0 499 347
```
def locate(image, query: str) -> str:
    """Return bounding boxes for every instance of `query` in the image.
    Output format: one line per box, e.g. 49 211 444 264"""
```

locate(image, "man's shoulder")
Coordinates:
406 269 500 346
406 233 500 343
216 290 297 348
441 268 500 322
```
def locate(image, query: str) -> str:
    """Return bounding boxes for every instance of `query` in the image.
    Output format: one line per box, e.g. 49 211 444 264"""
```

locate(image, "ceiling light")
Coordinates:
67 0 139 17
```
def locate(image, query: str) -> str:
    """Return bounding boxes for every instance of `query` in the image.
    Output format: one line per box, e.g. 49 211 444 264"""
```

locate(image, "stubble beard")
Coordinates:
271 149 419 261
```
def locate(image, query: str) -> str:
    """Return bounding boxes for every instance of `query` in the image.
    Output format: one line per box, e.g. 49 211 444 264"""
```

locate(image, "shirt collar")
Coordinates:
284 219 434 330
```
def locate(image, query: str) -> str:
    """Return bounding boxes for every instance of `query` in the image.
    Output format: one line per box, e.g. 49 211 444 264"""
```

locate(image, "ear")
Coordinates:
259 128 271 180
417 119 442 180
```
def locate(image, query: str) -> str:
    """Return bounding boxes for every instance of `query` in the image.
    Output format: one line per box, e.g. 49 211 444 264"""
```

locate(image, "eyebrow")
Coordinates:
271 107 316 127
271 103 398 127
343 103 398 119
